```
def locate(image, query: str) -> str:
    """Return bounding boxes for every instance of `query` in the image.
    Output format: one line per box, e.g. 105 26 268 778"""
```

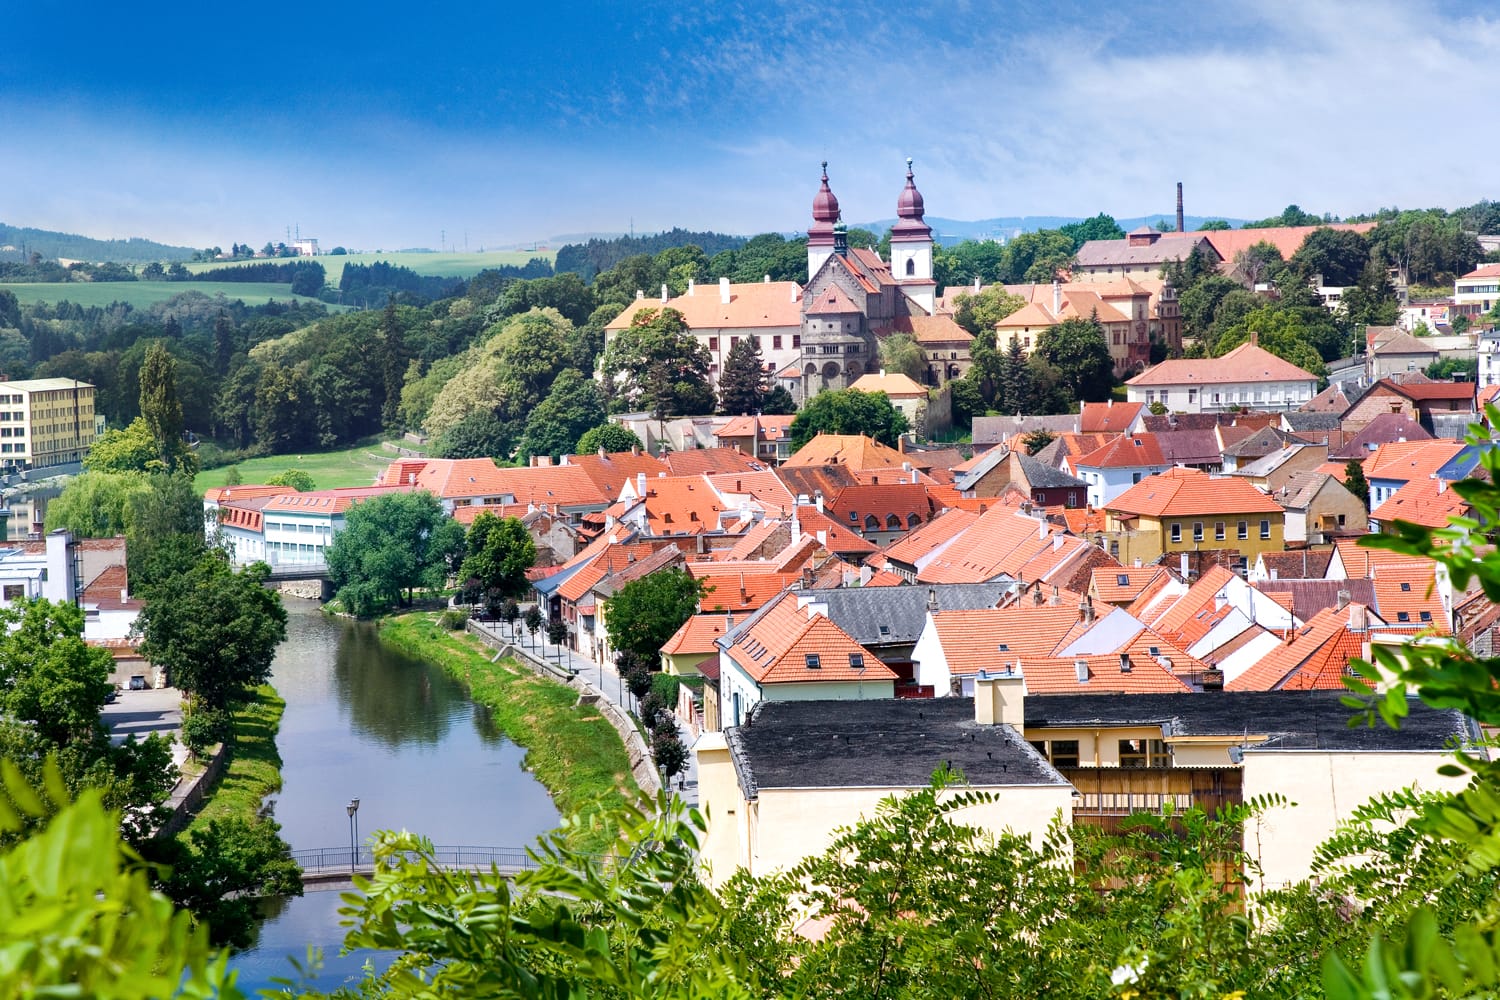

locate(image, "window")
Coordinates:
1170 523 1182 543
1 584 23 601
1259 519 1271 540
1132 472 1143 484
1188 388 1197 404
1238 520 1248 540
708 337 719 351
1215 521 1225 540
1400 582 1411 592
1160 392 1169 405
1117 574 1130 587
1145 391 1155 403
1120 738 1168 768
804 654 821 669
792 335 801 347
1397 612 1410 623
849 653 864 669
1045 740 1080 768
905 258 915 276
730 337 739 348
773 335 782 350
1193 521 1203 542
1420 611 1432 622
1113 331 1122 345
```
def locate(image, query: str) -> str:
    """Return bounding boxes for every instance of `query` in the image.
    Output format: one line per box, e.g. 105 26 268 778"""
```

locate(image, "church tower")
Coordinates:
889 158 936 314
807 162 840 280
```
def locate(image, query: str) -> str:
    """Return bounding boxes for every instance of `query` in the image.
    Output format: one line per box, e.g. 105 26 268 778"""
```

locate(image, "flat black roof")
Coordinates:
727 692 1472 794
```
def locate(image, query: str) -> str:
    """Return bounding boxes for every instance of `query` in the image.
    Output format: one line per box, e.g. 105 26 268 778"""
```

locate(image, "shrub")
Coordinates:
650 672 681 707
439 608 468 631
180 703 233 758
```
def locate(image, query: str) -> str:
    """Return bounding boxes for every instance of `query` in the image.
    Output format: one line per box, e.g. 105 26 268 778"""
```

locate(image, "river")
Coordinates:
231 600 560 994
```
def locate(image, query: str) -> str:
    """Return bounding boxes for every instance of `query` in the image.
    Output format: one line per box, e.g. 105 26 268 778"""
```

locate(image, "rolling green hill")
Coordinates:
0 222 196 264
186 250 554 286
0 281 341 310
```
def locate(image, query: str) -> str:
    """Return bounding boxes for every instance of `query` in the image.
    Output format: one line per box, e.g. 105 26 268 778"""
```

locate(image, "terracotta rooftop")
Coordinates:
1072 433 1168 470
662 612 735 656
1080 401 1144 434
1158 223 1376 266
1364 440 1466 482
1226 604 1378 692
204 484 298 504
1107 467 1283 518
604 281 802 332
1370 475 1473 530
662 448 763 477
1126 342 1318 387
563 449 670 500
783 434 908 471
848 371 929 397
721 591 895 685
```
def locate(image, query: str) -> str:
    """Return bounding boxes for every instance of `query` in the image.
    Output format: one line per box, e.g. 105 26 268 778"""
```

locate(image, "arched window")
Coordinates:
905 258 916 276
886 514 902 529
907 513 922 528
864 514 880 531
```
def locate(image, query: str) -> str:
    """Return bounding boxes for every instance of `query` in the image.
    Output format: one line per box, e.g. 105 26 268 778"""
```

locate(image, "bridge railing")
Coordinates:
291 845 554 874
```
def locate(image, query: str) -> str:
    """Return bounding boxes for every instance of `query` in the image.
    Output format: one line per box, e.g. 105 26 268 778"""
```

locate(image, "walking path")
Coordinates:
470 615 700 810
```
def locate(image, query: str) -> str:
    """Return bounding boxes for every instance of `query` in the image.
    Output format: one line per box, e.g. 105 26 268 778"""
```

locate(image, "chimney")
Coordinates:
1052 279 1061 317
636 289 644 300
598 446 607 459
720 276 731 304
814 490 824 514
927 587 938 611
763 274 770 283
974 670 1026 727
1350 603 1369 631
973 276 981 292
801 567 814 588
1049 585 1060 607
1080 595 1096 624
1074 658 1089 684
1176 181 1184 233
1201 667 1224 692
660 283 669 302
1249 330 1259 347
1033 584 1044 606
1336 588 1351 611
687 278 695 296
632 444 641 456
636 472 646 496
790 283 798 302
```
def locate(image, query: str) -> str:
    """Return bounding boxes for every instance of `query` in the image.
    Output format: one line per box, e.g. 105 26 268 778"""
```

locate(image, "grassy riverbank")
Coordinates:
185 685 286 832
379 614 637 855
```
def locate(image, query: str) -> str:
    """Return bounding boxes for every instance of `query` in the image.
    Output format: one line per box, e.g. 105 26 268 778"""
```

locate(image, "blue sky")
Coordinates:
3 1 1496 250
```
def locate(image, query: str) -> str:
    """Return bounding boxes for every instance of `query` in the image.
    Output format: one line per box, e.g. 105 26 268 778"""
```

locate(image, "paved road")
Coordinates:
471 616 700 808
102 686 189 771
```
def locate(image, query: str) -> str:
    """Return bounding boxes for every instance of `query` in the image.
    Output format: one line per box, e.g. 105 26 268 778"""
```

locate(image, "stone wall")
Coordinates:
157 741 230 838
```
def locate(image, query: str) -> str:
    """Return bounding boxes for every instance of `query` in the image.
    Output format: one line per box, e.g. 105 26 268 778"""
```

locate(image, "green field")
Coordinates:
0 280 336 310
186 250 555 287
194 441 408 492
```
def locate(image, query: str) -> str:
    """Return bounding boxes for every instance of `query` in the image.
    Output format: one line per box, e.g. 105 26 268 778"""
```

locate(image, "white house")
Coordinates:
1125 341 1319 414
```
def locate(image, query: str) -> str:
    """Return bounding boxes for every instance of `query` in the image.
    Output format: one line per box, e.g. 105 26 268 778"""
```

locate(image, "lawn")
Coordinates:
194 441 405 492
379 614 638 856
0 281 337 310
186 250 555 287
185 685 286 833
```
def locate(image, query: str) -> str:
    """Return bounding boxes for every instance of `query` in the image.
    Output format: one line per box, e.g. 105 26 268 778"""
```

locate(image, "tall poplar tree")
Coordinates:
137 342 195 475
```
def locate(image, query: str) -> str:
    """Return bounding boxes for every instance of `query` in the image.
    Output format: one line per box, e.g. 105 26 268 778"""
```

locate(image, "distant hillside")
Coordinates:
0 222 197 264
853 215 1249 245
555 228 747 281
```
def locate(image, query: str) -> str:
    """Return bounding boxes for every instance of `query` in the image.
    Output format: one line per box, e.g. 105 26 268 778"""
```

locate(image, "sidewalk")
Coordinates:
470 615 700 809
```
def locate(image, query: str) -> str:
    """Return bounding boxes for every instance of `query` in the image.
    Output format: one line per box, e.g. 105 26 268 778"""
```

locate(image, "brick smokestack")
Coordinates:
1176 182 1184 233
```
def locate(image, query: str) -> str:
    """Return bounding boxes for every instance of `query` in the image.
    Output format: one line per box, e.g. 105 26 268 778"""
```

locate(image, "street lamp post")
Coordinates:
346 797 360 873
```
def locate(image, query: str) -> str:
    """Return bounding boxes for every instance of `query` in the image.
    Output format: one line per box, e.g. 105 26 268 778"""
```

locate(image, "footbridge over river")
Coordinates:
292 845 548 891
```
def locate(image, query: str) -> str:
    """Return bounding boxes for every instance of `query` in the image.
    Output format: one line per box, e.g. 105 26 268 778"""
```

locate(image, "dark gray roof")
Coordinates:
799 582 1011 645
1017 452 1087 490
1283 412 1342 432
1024 690 1469 751
953 446 1010 492
730 698 1069 794
1221 426 1290 457
1076 234 1214 268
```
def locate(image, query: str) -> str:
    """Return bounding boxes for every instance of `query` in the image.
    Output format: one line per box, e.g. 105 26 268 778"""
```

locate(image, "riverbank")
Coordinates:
182 685 287 832
379 613 636 856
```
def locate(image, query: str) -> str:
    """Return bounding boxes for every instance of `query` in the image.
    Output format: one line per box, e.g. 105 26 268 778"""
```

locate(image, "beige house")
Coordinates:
0 377 100 471
695 683 1473 891
1273 470 1367 545
848 370 929 429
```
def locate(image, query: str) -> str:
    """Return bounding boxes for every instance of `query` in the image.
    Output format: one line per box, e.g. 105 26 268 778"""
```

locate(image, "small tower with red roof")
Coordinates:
889 157 936 313
807 161 841 280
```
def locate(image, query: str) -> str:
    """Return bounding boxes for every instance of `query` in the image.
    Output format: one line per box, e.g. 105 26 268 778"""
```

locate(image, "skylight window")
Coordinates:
1117 574 1130 586
849 653 864 669
1400 582 1412 592
997 643 1009 651
1397 612 1411 622
805 654 821 669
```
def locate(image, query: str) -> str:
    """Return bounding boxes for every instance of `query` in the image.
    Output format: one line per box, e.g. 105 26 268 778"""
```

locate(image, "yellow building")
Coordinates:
694 680 1472 892
1103 467 1286 572
0 378 99 471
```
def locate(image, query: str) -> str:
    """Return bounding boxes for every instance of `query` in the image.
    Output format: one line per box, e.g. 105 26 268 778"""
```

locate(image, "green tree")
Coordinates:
1215 307 1334 377
576 422 644 455
605 566 706 661
1232 240 1287 287
151 815 302 949
137 342 196 475
718 336 768 415
1426 356 1478 380
600 307 715 418
1243 204 1324 228
1339 253 1401 327
519 369 606 461
459 512 536 601
951 285 1026 338
1035 315 1115 402
326 491 465 616
432 409 512 460
0 599 114 746
83 417 160 474
789 389 911 450
932 239 1007 288
125 472 207 593
1002 229 1075 283
134 552 287 709
46 471 152 538
876 332 925 381
265 468 316 492
1059 212 1125 251
1344 459 1370 507
1196 219 1231 230
1291 226 1370 286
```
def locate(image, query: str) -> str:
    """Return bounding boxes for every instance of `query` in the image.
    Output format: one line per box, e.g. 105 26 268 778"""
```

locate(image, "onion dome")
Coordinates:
896 158 925 219
812 161 840 223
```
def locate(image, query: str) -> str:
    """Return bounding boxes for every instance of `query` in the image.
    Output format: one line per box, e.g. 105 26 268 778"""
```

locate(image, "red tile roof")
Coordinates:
827 483 935 533
663 448 764 477
1072 433 1168 470
1227 604 1379 692
1370 476 1472 530
1080 401 1144 434
563 450 670 500
1107 467 1283 518
1090 566 1171 605
603 281 802 332
1364 440 1466 482
783 434 908 471
723 592 895 685
204 484 298 504
1126 342 1318 387
662 613 734 656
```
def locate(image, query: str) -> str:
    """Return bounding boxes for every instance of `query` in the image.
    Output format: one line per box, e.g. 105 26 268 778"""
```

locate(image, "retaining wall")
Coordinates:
157 741 230 838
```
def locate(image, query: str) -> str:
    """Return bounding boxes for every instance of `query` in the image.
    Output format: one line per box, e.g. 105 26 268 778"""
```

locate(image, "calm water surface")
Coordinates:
232 601 558 993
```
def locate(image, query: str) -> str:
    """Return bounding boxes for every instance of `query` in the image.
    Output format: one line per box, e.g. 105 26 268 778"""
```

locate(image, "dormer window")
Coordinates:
805 654 821 669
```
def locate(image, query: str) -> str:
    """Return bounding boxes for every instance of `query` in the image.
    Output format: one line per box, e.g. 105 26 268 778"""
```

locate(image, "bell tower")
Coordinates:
889 158 935 314
807 162 840 280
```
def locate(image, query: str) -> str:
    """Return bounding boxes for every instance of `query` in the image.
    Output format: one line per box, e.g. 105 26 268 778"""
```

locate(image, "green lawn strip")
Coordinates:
193 440 403 491
184 685 286 834
184 250 555 286
0 280 335 310
379 614 636 855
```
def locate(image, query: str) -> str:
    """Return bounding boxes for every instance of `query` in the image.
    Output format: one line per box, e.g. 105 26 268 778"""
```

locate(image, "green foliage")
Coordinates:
599 306 715 418
1059 212 1125 250
125 471 208 592
439 608 468 630
431 408 511 460
153 814 302 950
1243 204 1326 228
650 671 682 707
1291 226 1371 286
519 368 605 461
1232 239 1287 287
789 388 910 449
718 336 769 415
950 284 1025 337
1214 306 1334 377
0 762 244 999
1035 314 1115 402
222 464 241 486
46 470 152 538
1426 356 1478 381
1342 252 1401 327
606 567 706 662
83 417 161 473
576 421 644 455
1197 219 1231 230
135 552 287 709
264 468 315 491
876 332 925 381
459 512 536 601
137 341 196 474
1022 429 1056 454
932 239 1007 288
1368 209 1483 285
1004 228 1076 282
178 700 233 758
0 599 114 746
326 491 465 616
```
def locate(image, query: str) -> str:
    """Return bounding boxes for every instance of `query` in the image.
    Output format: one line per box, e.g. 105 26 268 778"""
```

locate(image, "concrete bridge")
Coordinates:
263 562 330 583
291 845 546 891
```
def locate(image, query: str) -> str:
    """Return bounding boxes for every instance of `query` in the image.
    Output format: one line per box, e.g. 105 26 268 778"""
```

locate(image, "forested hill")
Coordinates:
0 223 197 264
555 228 745 281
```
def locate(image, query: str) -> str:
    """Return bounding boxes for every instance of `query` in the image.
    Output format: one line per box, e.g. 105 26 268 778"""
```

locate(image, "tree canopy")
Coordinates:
605 566 706 662
599 307 714 418
576 422 644 455
1034 315 1115 403
326 491 465 616
459 512 536 601
789 389 910 449
717 337 769 416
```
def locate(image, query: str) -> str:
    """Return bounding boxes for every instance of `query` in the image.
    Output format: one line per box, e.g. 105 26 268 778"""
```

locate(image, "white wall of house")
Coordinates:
1127 379 1316 413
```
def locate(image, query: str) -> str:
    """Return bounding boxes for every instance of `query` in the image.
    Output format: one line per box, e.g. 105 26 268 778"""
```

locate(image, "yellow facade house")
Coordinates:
1103 466 1286 573
0 377 99 471
695 680 1473 891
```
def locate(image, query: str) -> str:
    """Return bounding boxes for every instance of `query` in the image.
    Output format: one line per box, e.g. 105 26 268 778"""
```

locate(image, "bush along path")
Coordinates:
378 613 639 856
